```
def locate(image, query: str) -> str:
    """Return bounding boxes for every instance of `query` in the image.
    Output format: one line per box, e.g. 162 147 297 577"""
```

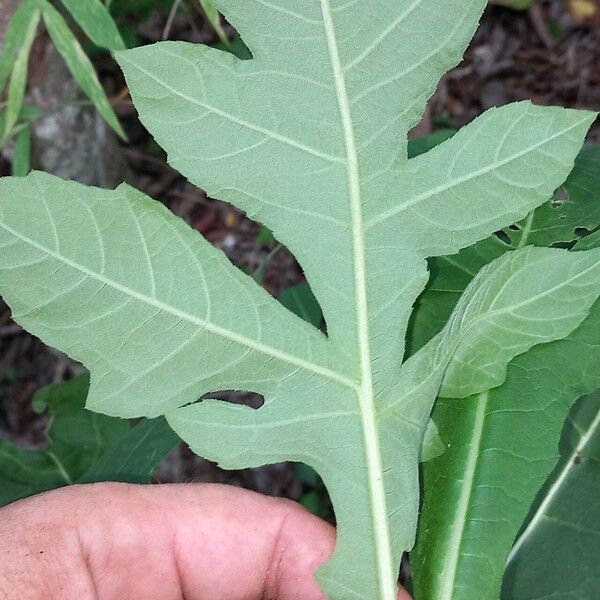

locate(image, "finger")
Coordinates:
0 482 411 599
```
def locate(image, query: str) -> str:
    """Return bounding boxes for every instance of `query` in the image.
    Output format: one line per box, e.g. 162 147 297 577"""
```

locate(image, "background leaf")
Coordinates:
502 390 600 600
492 0 536 9
506 145 600 248
279 282 323 328
59 0 126 51
41 2 126 139
413 305 600 600
439 247 600 398
0 0 39 92
0 375 179 507
411 142 600 600
407 129 456 159
420 420 446 463
12 124 32 177
2 9 40 141
198 0 230 48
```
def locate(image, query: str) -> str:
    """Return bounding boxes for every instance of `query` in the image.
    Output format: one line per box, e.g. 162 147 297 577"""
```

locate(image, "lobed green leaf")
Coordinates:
0 3 598 598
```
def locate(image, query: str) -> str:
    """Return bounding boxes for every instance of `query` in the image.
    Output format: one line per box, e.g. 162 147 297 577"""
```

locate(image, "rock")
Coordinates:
28 39 127 187
1 5 126 188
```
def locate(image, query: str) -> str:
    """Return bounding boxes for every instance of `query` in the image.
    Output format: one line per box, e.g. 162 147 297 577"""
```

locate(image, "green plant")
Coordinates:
198 0 229 47
0 375 179 506
492 0 535 9
503 389 600 599
410 146 600 600
0 2 598 599
0 0 126 174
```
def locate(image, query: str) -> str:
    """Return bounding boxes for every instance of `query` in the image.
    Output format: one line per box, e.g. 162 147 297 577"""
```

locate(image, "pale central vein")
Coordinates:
0 221 358 392
319 2 396 598
438 391 488 600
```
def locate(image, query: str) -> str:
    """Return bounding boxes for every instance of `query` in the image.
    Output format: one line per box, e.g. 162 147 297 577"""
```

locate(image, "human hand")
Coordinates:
0 483 411 599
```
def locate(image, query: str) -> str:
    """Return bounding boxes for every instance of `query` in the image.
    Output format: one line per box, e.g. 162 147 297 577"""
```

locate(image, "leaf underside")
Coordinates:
0 2 598 598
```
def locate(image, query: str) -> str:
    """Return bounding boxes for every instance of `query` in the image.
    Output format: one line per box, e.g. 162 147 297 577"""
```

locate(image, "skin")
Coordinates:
0 483 411 599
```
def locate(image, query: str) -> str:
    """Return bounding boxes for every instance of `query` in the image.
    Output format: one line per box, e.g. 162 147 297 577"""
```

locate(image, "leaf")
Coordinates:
255 225 275 247
575 228 600 250
505 145 600 248
279 282 323 328
77 417 180 484
502 390 600 600
12 124 32 177
198 0 230 48
219 35 252 60
2 8 40 141
407 236 507 356
59 0 126 51
420 420 445 463
0 375 179 506
492 0 536 9
413 305 600 600
41 1 126 139
409 143 600 355
0 1 597 597
439 247 600 398
407 129 456 159
411 148 600 600
0 0 39 92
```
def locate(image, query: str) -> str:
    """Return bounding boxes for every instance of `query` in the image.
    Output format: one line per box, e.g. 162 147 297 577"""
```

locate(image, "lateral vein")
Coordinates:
367 118 591 229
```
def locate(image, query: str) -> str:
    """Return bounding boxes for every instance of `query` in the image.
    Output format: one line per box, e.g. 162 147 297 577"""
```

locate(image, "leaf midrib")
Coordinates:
319 2 396 598
437 390 488 600
0 220 358 392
